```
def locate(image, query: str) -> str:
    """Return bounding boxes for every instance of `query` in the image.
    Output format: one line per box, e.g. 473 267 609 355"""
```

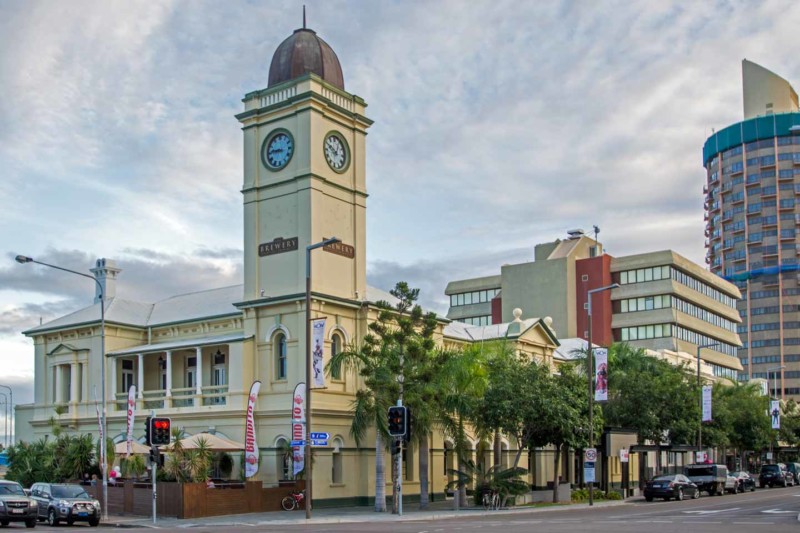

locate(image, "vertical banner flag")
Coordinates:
291 382 306 477
126 385 136 457
93 386 104 468
312 318 327 388
245 380 261 478
771 400 781 430
702 385 713 422
594 348 608 402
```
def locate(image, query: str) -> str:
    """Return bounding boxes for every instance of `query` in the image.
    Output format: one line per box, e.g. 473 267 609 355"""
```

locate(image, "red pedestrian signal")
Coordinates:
148 417 171 446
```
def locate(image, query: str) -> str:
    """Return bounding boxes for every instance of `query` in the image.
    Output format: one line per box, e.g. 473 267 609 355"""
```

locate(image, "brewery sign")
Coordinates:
323 239 355 259
259 236 298 257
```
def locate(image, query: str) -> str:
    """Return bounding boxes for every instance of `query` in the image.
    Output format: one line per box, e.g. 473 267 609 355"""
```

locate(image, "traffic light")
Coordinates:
388 406 407 437
404 407 412 443
144 416 151 445
148 417 171 446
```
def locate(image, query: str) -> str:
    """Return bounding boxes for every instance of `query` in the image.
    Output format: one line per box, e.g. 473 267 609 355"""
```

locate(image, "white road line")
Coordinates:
733 522 775 525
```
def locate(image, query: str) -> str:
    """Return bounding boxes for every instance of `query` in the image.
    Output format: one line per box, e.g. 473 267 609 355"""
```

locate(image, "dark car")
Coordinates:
0 480 37 528
29 483 100 527
644 474 700 502
759 464 790 488
785 462 800 485
732 471 757 492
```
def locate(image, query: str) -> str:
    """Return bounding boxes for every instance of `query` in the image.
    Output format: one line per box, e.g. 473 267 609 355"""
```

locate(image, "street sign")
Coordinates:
584 462 595 483
619 448 629 463
311 439 328 446
310 432 329 440
290 440 305 446
584 448 597 462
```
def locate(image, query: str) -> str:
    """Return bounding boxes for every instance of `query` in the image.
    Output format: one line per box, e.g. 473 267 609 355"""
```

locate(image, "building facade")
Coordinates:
703 60 800 399
446 231 743 378
17 23 575 504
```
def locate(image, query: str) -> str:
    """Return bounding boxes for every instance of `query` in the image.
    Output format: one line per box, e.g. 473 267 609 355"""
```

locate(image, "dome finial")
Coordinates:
303 5 306 29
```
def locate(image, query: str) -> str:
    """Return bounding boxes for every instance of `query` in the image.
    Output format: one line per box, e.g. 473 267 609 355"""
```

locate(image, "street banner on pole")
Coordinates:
291 382 306 476
312 318 327 388
245 380 261 478
702 385 712 422
594 348 608 402
126 385 136 457
94 387 104 467
771 400 781 430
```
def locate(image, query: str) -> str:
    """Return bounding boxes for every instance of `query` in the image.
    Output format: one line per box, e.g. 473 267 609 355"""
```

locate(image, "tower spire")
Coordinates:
303 5 306 29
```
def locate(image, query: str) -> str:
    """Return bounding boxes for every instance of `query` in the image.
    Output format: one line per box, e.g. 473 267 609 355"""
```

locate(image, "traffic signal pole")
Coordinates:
150 410 157 526
396 400 403 516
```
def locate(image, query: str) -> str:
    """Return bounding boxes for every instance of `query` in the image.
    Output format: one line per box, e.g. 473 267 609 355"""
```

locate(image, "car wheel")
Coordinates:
677 489 684 501
66 519 74 526
751 485 756 492
1 520 9 527
692 489 700 499
88 518 100 527
663 496 671 501
645 496 653 502
25 518 36 529
47 509 59 527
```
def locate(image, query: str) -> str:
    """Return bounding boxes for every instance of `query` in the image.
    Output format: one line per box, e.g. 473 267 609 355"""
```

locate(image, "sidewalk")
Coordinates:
105 499 629 528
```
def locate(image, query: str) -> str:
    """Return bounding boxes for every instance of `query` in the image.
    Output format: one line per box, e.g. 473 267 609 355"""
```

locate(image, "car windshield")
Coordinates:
762 465 780 472
686 467 714 476
51 486 89 499
0 483 25 496
652 475 674 481
733 472 747 477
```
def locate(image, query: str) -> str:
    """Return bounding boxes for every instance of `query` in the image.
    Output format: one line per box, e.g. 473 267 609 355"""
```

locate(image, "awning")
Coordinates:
107 333 252 357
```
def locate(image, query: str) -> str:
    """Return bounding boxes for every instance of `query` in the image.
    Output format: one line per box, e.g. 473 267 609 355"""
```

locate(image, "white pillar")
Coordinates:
54 365 62 404
137 354 144 398
70 362 79 404
109 359 117 410
165 351 173 397
195 348 203 396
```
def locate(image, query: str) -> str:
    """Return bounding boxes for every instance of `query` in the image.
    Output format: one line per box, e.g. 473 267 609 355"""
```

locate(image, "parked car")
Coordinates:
759 464 791 488
0 480 37 528
780 463 796 486
731 471 757 492
684 464 728 496
784 462 800 485
29 483 100 527
725 473 740 494
644 474 700 502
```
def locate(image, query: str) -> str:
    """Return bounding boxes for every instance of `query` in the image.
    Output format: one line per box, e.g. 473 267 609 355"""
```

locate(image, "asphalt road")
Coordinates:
4 486 798 532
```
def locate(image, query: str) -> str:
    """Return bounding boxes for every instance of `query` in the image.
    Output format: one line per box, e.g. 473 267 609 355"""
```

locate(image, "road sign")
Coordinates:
290 440 305 446
584 448 597 462
310 432 329 440
584 462 595 483
311 439 328 446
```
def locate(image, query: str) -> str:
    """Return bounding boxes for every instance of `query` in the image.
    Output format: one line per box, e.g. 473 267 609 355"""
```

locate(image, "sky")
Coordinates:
1 0 799 422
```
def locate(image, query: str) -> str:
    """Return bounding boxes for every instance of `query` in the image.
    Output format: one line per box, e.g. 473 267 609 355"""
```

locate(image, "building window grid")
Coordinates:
450 288 500 308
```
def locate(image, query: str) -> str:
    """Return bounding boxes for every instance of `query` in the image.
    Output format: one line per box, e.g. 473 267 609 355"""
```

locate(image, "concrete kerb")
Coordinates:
110 500 629 529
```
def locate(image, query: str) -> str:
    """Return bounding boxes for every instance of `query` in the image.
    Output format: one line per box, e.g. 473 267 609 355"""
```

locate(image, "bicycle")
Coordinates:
281 490 305 511
481 490 500 510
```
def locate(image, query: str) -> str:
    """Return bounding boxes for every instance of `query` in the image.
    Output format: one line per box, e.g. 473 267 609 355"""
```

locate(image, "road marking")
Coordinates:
683 507 740 514
682 521 722 524
734 522 775 525
762 509 795 514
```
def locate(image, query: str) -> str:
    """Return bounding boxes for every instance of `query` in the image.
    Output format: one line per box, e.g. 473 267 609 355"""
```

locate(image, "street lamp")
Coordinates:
14 255 108 520
304 237 340 520
696 342 718 455
0 392 7 448
586 282 619 506
0 385 11 446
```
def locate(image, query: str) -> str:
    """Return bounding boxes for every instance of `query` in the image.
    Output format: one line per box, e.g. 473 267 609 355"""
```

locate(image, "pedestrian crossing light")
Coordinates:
148 417 172 446
388 406 407 437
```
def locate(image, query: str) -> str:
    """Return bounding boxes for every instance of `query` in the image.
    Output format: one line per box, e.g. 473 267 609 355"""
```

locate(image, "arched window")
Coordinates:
274 332 287 380
331 332 343 380
331 437 344 484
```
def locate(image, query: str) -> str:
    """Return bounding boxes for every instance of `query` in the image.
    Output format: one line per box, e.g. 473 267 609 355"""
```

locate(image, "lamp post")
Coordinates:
0 385 10 446
0 393 7 448
586 282 619 506
304 237 340 520
14 255 108 520
696 343 718 456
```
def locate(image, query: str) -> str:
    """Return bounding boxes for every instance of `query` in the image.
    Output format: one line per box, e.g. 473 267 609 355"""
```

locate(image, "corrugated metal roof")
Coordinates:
443 318 540 341
108 333 251 356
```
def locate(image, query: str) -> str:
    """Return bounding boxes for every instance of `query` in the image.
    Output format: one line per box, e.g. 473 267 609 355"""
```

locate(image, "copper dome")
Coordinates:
268 28 344 91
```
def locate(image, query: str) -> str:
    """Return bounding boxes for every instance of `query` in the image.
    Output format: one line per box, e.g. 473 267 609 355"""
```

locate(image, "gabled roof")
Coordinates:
443 317 559 346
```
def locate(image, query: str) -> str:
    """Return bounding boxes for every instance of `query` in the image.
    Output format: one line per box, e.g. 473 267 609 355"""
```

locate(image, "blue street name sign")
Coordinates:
311 439 328 446
310 432 330 440
290 440 305 446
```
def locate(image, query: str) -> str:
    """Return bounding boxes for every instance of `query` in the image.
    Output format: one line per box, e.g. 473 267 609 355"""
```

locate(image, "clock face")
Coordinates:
324 133 349 172
262 130 294 170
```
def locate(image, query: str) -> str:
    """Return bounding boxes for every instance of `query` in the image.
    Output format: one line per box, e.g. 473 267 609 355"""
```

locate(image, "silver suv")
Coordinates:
0 480 37 528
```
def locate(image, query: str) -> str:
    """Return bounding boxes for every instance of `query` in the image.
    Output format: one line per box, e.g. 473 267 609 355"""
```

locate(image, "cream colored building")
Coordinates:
742 59 798 119
17 24 570 505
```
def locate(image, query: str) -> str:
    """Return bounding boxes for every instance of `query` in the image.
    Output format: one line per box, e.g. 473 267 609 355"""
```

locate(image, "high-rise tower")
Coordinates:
704 60 800 399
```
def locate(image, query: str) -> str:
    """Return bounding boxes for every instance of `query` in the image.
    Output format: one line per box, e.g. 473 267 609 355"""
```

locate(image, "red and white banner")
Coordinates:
312 318 327 389
594 348 608 402
126 385 136 457
292 382 306 477
245 380 261 478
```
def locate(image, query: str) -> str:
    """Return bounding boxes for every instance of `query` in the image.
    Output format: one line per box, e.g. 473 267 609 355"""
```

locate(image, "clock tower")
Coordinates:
237 26 372 304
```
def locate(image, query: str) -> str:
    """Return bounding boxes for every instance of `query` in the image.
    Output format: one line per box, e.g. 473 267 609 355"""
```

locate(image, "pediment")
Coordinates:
47 343 85 357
